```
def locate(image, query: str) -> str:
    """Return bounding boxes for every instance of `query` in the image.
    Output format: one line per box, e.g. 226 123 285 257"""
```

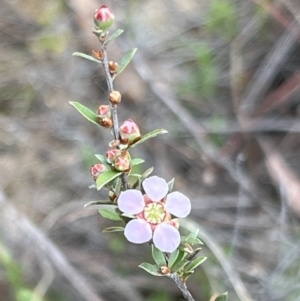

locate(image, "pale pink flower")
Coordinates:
118 176 191 252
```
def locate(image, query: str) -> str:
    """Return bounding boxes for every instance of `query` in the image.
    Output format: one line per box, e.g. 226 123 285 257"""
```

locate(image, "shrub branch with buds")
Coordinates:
71 5 228 301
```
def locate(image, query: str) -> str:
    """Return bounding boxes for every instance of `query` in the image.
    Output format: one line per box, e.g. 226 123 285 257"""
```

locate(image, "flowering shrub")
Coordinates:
71 4 228 301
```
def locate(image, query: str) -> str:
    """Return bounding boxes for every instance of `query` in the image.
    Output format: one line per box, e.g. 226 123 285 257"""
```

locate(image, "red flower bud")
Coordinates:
97 105 111 118
120 119 141 144
90 163 107 181
114 155 131 172
94 5 114 32
106 148 121 163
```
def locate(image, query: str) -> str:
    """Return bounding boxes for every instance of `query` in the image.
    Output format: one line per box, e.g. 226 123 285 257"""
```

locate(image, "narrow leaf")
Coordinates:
102 226 124 232
152 245 166 267
170 249 188 272
182 229 204 245
168 178 175 192
168 249 179 268
185 256 207 273
69 102 99 126
95 154 108 164
84 200 113 208
142 167 154 179
214 292 228 301
96 170 122 191
72 52 102 64
115 48 137 77
181 271 194 282
171 259 189 273
130 129 168 148
105 29 124 44
131 158 145 166
139 263 164 276
99 208 123 221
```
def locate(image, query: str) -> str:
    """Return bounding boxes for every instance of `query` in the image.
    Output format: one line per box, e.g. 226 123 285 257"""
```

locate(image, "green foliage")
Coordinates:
207 0 237 40
99 208 123 221
151 245 166 267
72 52 102 64
115 48 137 77
214 292 228 301
102 226 125 232
139 263 164 276
131 158 145 166
130 129 168 148
96 169 122 191
69 102 99 126
105 29 124 45
84 200 113 207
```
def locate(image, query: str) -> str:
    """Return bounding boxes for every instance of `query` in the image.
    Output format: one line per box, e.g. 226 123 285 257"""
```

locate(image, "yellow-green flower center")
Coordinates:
144 203 165 224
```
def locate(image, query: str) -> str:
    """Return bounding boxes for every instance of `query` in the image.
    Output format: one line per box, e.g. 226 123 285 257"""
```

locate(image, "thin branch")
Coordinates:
99 39 128 190
100 44 119 140
167 273 195 301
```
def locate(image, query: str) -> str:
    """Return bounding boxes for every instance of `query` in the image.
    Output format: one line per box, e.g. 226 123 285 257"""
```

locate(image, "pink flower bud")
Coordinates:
90 163 107 181
114 155 131 172
94 5 114 32
97 105 111 118
120 120 141 144
106 148 121 163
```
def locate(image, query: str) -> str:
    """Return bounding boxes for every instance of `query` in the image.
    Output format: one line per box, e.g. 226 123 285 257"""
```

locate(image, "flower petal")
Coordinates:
143 176 168 202
165 191 191 218
153 223 180 253
118 190 144 214
124 219 152 244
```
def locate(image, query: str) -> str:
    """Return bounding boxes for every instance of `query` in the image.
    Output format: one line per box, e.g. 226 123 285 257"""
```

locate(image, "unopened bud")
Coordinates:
109 90 121 105
160 266 170 274
108 61 118 74
98 117 113 128
106 148 121 163
120 119 141 144
108 191 117 202
97 105 111 118
108 140 120 148
94 5 114 32
92 50 104 61
114 154 131 171
91 163 107 181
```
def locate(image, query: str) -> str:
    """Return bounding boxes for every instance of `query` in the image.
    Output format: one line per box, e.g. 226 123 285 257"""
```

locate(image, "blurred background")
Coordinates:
1 0 300 300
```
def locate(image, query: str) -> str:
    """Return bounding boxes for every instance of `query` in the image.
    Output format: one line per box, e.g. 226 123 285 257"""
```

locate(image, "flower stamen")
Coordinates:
144 203 165 224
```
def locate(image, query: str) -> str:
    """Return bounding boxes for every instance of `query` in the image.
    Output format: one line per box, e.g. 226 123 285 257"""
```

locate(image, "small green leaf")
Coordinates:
171 259 189 273
214 292 228 301
152 245 166 266
95 154 108 164
142 167 154 179
102 226 124 232
139 263 164 276
72 52 102 64
99 208 123 221
69 102 99 126
115 48 137 77
168 249 179 268
185 256 207 273
130 129 168 148
170 249 188 272
182 229 204 245
96 170 122 191
129 174 142 178
181 271 194 282
84 200 113 207
168 178 175 192
105 29 124 44
131 158 145 166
